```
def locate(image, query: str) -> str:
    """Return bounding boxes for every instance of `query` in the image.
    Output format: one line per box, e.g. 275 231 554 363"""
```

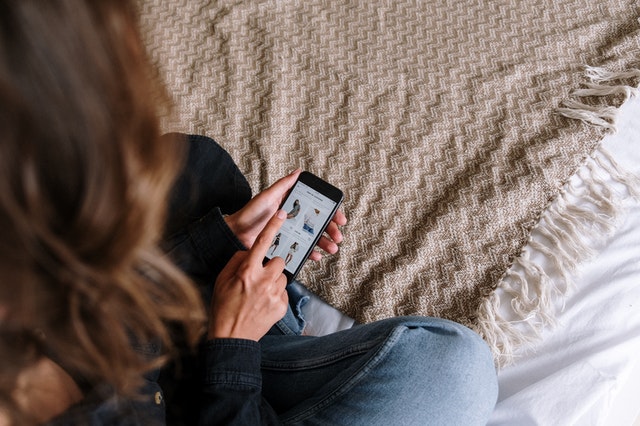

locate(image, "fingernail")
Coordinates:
289 168 301 176
276 209 287 219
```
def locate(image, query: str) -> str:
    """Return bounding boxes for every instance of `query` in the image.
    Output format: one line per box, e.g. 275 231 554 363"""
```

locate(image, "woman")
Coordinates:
269 233 282 256
286 200 301 219
0 1 498 425
284 242 299 266
0 1 206 423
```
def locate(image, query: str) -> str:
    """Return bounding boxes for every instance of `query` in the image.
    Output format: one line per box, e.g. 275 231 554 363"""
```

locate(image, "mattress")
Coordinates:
488 93 640 425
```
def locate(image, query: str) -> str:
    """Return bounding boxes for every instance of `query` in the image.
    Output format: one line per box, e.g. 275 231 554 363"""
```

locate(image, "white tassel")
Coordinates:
557 98 618 131
557 66 639 132
595 147 640 199
584 65 640 83
477 148 640 367
478 146 638 368
477 66 640 367
571 82 639 99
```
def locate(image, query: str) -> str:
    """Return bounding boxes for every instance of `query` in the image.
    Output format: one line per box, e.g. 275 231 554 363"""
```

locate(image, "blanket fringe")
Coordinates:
476 66 640 367
556 66 640 131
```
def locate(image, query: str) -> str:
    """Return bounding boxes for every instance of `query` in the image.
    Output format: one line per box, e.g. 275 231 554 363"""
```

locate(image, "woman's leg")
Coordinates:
159 136 497 424
260 316 498 426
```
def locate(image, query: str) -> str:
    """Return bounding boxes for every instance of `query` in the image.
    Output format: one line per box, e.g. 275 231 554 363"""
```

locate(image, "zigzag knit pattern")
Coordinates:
139 0 639 335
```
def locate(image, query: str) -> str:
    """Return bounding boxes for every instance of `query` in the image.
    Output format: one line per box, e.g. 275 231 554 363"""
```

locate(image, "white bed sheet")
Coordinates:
488 95 640 426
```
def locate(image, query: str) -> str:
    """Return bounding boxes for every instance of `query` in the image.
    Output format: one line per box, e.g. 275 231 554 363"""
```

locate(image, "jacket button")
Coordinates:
154 391 163 405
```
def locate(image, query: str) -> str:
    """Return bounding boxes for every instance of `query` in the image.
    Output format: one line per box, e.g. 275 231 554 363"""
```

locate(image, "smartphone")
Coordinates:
264 171 344 283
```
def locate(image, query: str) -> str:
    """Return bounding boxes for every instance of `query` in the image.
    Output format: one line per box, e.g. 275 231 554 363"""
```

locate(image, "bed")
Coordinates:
489 94 640 425
139 0 640 423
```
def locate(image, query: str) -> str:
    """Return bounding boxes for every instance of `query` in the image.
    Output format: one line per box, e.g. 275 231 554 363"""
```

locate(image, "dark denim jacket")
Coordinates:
49 136 282 425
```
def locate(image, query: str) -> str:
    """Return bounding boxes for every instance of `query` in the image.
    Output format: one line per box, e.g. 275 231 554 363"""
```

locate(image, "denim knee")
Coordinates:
395 318 498 425
262 316 497 426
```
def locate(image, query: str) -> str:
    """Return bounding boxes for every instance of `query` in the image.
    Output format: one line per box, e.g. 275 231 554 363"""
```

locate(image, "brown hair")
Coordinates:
0 0 205 422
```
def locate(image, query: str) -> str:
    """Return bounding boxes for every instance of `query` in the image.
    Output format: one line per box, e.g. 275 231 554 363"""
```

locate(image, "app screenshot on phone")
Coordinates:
267 180 338 274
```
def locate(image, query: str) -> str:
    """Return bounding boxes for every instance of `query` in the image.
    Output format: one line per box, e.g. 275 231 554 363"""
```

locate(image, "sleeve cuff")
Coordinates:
203 338 262 389
187 207 247 275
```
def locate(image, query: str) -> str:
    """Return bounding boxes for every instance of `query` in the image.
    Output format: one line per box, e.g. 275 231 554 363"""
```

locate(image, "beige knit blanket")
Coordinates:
140 0 640 359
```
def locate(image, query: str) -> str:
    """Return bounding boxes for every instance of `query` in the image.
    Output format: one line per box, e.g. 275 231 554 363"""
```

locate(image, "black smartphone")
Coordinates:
264 171 344 283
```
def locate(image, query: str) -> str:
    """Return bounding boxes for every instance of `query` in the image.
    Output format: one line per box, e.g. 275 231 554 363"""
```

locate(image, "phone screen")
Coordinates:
265 174 342 279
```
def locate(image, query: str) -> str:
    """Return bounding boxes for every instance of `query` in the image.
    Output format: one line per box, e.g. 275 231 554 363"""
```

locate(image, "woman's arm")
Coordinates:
199 339 280 425
199 210 288 425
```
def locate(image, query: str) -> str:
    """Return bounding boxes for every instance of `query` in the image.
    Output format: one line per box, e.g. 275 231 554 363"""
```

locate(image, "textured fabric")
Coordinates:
139 0 640 333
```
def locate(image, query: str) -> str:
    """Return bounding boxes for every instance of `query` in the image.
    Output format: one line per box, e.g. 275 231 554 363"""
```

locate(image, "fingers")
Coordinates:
324 221 343 244
332 209 348 227
308 250 323 262
263 168 301 202
215 250 248 281
225 169 302 249
309 233 339 261
315 236 339 254
248 209 288 264
306 209 347 262
276 272 288 293
323 210 347 246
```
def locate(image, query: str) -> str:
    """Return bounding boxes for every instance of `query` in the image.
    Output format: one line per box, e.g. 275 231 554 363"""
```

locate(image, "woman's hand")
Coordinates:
208 209 289 341
224 169 348 261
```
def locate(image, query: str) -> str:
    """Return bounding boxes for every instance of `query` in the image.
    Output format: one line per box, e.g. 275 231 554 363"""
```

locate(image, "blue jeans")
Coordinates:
167 134 498 425
264 315 497 426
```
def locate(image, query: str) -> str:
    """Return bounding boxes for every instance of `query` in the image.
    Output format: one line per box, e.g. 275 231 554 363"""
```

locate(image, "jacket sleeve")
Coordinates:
163 206 246 305
164 209 283 424
199 339 282 425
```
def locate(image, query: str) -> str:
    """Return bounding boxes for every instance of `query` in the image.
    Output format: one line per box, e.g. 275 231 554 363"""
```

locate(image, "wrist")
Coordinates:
223 212 253 248
207 321 260 342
